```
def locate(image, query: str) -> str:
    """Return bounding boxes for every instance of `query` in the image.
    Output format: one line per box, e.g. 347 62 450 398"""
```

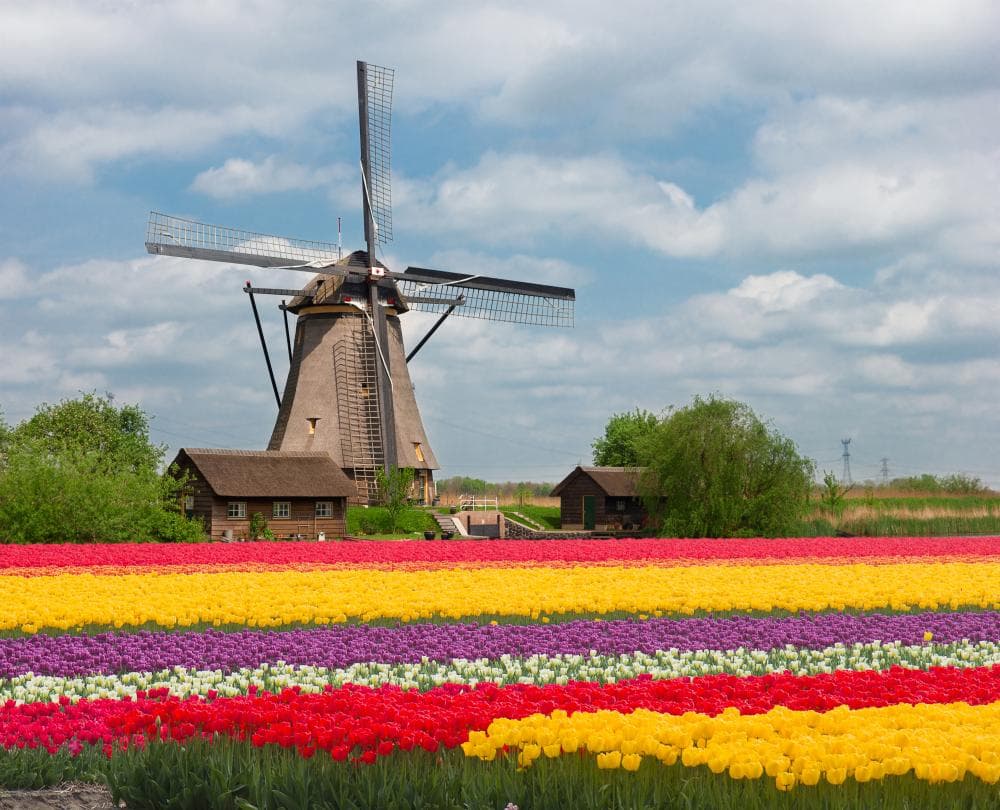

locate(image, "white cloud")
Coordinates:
3 1 998 181
857 354 917 388
730 271 843 311
0 259 31 298
2 105 297 182
401 152 724 257
395 136 996 265
68 322 188 368
191 157 352 200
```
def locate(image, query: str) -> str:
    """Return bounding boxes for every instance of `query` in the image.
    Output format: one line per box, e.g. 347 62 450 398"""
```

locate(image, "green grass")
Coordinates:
502 504 562 530
345 506 437 537
2 738 998 810
846 495 1000 511
797 514 1000 537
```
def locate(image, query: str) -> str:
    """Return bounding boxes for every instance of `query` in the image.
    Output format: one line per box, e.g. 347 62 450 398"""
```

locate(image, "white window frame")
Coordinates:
272 501 291 519
315 501 333 518
227 502 246 519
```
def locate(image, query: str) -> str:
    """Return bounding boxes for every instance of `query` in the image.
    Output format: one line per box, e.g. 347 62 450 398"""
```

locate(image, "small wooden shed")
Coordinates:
171 449 355 540
551 466 647 531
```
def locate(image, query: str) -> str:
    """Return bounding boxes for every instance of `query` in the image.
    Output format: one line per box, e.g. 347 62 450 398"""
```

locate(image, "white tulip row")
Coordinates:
3 639 999 705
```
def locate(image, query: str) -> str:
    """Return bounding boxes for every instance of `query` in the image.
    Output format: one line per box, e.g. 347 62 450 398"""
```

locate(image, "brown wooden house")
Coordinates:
551 466 647 531
171 449 355 540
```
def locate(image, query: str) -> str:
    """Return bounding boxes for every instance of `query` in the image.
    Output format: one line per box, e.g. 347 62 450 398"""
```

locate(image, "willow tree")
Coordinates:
638 396 814 538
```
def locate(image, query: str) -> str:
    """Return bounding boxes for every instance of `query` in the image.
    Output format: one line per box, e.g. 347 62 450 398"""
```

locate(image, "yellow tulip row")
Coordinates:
1 562 998 631
463 702 1000 789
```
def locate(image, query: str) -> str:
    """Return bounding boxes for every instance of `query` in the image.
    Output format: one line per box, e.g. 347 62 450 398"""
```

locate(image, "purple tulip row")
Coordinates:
2 611 999 679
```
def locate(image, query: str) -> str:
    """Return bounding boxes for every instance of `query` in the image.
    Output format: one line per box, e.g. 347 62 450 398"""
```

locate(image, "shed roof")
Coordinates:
173 448 355 498
550 466 643 497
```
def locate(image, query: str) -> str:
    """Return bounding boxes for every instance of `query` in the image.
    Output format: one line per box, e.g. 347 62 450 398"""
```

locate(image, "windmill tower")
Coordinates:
145 61 576 503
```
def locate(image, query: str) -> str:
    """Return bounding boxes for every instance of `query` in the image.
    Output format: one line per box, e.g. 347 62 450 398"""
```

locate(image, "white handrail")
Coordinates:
458 494 499 511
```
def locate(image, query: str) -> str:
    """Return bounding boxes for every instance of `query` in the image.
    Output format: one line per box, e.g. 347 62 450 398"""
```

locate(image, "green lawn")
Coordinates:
501 505 561 530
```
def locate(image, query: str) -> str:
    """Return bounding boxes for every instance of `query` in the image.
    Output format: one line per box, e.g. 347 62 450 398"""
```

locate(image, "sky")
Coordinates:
1 0 998 486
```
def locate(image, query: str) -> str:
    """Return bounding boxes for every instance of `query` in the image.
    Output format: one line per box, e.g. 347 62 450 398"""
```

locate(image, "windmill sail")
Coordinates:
145 212 342 269
398 267 575 327
357 61 394 248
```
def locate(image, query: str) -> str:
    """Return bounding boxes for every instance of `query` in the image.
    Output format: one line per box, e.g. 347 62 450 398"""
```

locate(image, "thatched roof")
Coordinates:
173 449 355 498
550 466 643 497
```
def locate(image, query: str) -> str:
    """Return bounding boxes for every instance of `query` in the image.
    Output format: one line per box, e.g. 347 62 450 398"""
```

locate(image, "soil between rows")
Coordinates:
0 784 119 810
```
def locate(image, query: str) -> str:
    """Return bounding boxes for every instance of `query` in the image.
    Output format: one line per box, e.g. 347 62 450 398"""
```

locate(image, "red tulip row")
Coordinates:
1 537 997 573
3 665 999 763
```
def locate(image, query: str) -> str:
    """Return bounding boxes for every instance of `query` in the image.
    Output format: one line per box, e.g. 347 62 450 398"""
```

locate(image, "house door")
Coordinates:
583 495 596 530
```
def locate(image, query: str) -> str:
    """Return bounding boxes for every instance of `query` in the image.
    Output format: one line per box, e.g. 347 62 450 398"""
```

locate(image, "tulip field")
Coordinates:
1 537 999 808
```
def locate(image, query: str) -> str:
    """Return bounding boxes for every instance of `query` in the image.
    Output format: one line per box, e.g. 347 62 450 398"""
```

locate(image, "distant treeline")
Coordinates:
436 476 555 499
847 474 994 496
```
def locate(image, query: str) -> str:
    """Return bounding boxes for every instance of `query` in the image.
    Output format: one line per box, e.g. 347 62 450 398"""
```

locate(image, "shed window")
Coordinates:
227 502 246 519
273 501 291 519
615 499 626 512
315 501 333 517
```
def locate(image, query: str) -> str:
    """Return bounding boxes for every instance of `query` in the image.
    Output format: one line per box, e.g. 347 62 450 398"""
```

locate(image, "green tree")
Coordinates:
818 471 851 514
375 466 415 534
0 393 203 543
592 408 659 467
637 396 814 538
12 392 160 473
434 476 488 496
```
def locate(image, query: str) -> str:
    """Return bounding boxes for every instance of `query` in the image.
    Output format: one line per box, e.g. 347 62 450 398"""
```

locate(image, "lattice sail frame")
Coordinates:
362 63 394 245
146 212 341 268
397 278 574 327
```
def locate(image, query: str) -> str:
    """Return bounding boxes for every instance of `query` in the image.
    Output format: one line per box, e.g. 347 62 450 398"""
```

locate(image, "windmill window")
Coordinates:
227 502 246 519
315 501 333 517
307 417 319 435
413 443 425 462
273 501 291 519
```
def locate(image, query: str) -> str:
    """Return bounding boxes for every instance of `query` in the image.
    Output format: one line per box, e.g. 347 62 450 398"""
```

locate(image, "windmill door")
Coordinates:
583 496 596 530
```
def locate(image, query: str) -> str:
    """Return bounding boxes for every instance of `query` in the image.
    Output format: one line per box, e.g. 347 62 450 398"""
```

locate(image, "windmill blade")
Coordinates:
396 266 575 327
145 212 344 271
357 61 394 249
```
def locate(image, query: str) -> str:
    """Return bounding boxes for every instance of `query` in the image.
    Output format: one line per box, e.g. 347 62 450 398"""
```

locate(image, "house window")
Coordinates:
616 499 626 512
227 502 246 519
316 501 333 517
273 501 291 519
184 495 195 518
413 442 425 462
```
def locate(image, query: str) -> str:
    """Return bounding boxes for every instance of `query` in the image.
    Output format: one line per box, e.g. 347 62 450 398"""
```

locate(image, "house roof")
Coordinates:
550 466 643 497
172 449 355 498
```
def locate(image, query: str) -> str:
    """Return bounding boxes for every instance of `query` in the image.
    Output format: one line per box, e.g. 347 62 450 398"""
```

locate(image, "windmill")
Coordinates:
145 61 575 503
